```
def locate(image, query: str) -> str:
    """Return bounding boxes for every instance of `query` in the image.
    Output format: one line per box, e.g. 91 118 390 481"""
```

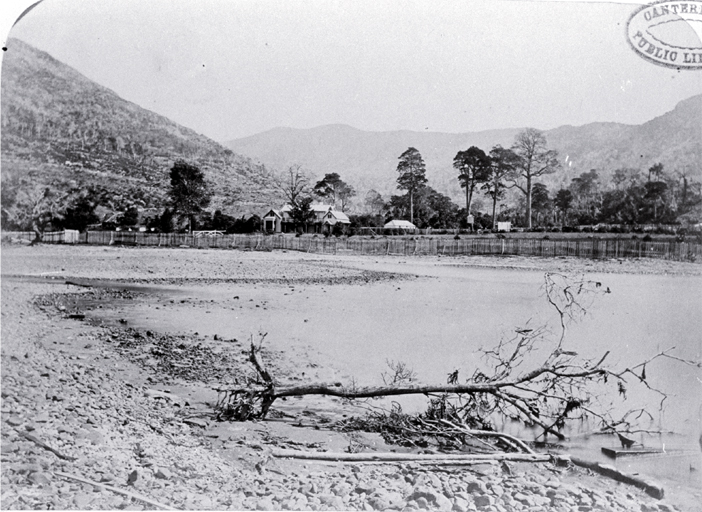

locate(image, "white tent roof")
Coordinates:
384 220 416 229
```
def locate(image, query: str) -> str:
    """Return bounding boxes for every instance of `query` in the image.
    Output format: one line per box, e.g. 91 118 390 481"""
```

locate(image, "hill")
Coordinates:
546 94 702 188
227 124 521 201
1 38 279 218
225 96 702 205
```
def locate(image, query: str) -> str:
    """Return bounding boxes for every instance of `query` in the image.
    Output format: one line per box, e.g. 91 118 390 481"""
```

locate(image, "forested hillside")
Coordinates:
1 38 278 225
547 94 702 188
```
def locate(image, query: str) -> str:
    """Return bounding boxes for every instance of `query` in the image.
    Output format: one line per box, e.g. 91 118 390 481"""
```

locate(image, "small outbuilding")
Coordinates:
497 221 511 232
384 220 417 231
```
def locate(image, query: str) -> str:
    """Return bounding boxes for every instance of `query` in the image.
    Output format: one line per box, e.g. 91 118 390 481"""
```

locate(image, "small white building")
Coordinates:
497 221 511 232
384 220 417 231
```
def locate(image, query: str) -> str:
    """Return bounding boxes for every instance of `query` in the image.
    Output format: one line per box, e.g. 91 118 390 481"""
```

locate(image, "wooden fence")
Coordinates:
1 230 79 243
3 230 699 262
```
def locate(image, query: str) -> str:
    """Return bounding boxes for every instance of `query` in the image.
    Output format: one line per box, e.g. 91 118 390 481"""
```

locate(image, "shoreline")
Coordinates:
2 244 701 511
2 242 701 282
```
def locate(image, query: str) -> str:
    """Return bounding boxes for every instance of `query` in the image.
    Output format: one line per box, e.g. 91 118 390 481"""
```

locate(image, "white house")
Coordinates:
322 209 351 234
263 204 349 233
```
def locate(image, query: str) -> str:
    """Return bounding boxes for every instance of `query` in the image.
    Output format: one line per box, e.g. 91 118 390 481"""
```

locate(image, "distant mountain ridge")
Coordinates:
3 37 697 219
225 95 702 203
1 38 279 216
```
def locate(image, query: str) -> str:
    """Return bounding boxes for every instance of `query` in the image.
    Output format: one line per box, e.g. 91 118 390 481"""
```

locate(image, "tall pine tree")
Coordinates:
396 147 427 225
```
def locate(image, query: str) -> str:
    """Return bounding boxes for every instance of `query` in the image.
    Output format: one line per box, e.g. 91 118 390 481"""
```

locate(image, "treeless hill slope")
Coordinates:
1 38 279 214
225 96 702 202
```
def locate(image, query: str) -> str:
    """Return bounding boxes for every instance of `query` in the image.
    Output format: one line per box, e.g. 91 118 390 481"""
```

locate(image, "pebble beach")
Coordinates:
2 243 701 511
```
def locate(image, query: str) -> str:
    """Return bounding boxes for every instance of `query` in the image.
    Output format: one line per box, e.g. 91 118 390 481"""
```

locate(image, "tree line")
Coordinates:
2 161 256 241
354 128 701 232
3 128 700 239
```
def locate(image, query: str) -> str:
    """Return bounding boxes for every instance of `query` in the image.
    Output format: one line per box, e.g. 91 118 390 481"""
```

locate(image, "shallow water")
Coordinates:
82 263 702 489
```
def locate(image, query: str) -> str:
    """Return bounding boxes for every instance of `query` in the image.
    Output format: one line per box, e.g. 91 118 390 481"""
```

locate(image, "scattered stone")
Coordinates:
122 504 144 511
474 495 495 508
27 472 51 486
6 415 23 427
453 497 470 512
73 493 94 508
355 482 376 495
127 469 139 485
183 418 207 428
256 497 275 510
409 485 453 511
76 427 104 445
466 481 487 494
13 463 42 474
1 442 19 454
154 467 172 480
332 482 352 497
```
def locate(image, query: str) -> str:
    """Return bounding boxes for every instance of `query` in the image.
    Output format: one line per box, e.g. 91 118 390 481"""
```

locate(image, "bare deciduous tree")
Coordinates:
508 129 561 229
276 164 311 207
3 185 65 244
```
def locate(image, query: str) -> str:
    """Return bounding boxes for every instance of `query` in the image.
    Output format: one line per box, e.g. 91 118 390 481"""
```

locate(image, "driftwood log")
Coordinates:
569 456 665 499
271 448 551 463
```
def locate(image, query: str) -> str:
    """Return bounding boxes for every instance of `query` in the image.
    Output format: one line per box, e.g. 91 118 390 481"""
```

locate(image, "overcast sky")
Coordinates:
3 0 701 142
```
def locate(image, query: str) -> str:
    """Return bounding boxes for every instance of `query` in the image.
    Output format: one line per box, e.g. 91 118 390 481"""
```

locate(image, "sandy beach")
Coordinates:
2 243 701 511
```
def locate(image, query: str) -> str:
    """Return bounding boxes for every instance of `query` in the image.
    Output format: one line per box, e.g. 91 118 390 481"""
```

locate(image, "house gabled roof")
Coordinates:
262 209 282 219
312 204 334 214
323 210 351 224
280 203 334 214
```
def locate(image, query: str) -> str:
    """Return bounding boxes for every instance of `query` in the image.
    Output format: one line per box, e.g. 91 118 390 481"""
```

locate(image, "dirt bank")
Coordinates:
2 244 700 511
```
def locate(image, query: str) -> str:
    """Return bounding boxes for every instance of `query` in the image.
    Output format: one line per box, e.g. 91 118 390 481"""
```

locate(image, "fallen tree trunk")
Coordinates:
271 448 552 463
215 290 695 446
54 471 178 510
214 342 580 440
216 381 513 399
